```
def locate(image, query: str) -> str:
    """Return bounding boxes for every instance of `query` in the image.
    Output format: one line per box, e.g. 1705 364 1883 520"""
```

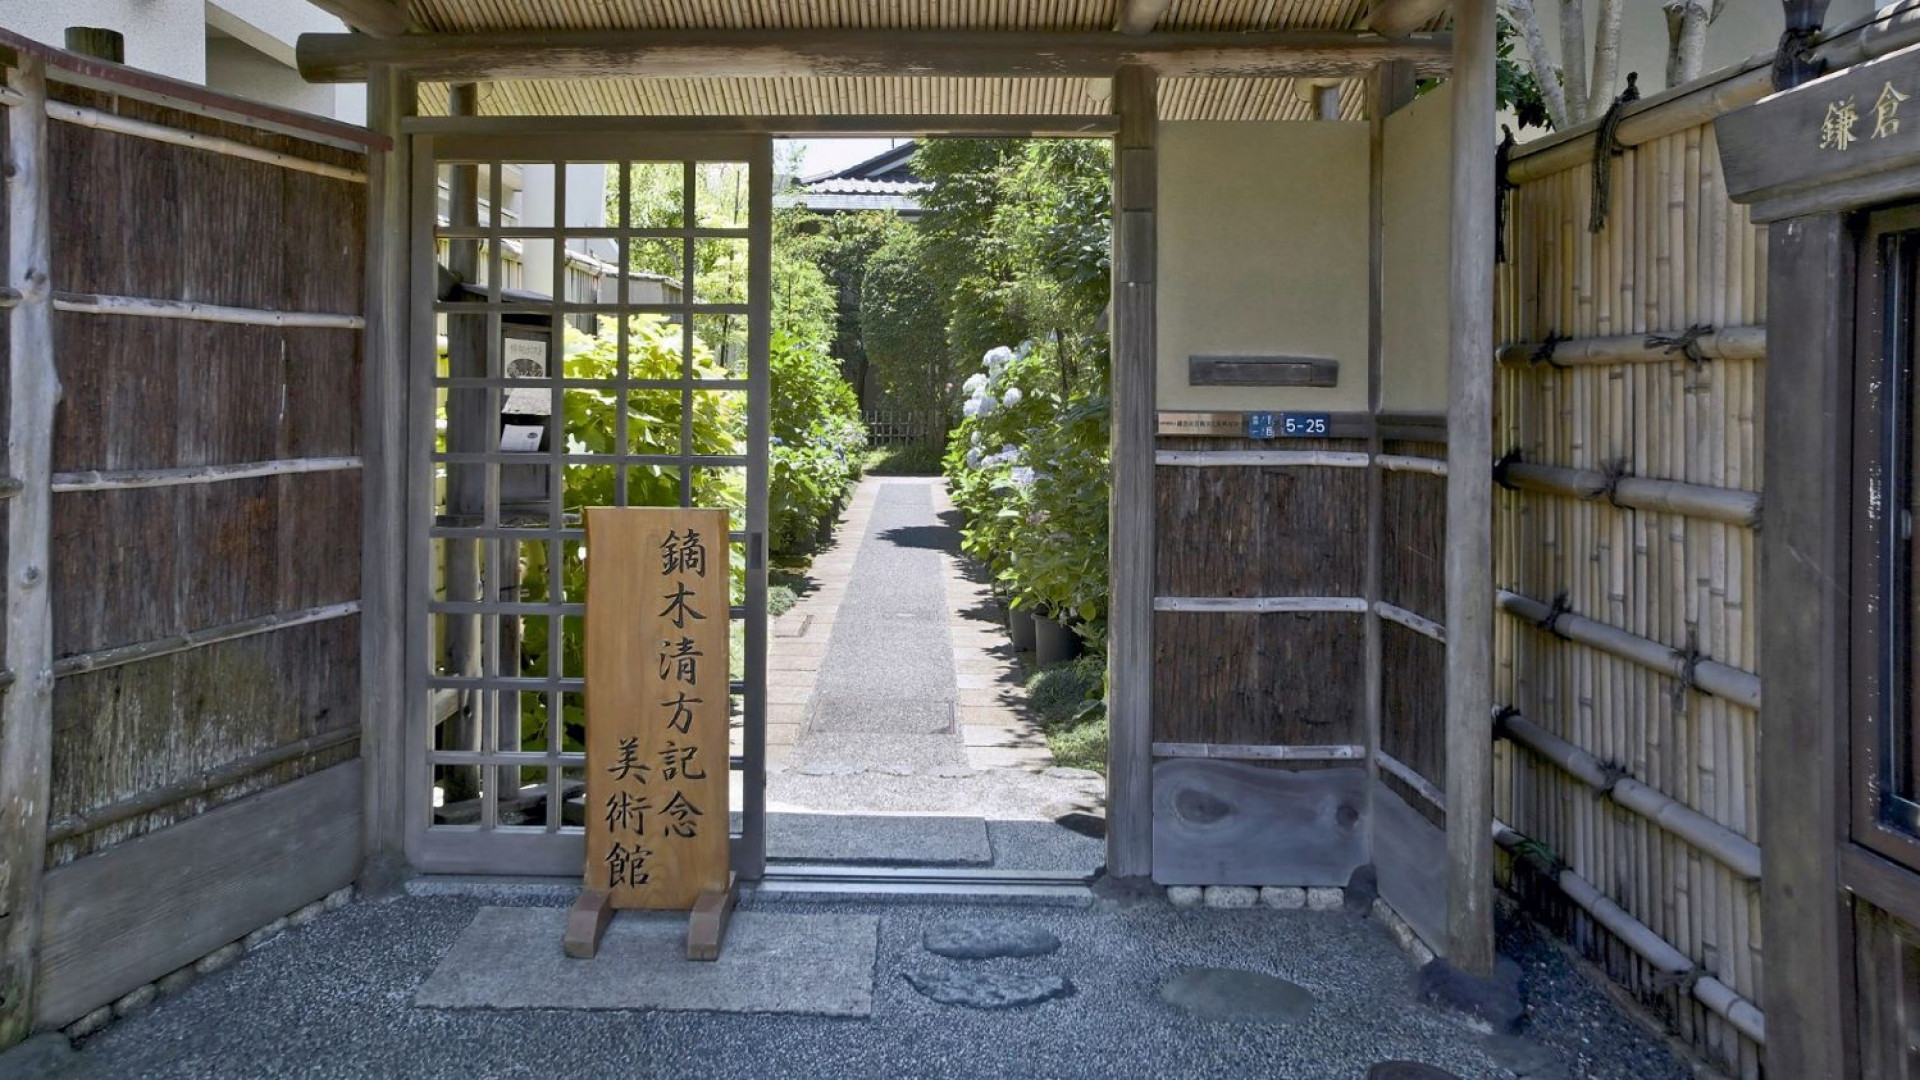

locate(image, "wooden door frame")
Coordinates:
359 92 1157 884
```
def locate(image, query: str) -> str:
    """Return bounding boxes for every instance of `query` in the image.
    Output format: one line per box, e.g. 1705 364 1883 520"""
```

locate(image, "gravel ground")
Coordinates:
55 888 1691 1080
1493 903 1695 1080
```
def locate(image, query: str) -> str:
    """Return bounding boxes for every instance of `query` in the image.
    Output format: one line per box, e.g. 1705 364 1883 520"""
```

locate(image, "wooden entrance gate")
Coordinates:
403 125 772 879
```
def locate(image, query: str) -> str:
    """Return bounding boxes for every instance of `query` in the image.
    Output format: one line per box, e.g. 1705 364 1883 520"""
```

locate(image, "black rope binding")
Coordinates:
1649 966 1703 997
1496 125 1518 264
1595 759 1629 798
1493 704 1521 736
1493 447 1525 491
1646 323 1715 367
1772 24 1825 92
1672 630 1705 714
1599 457 1634 509
1538 592 1573 640
1529 330 1568 370
1589 72 1641 235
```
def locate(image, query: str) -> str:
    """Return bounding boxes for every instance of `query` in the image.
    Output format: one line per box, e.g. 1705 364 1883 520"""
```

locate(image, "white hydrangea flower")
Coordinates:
1010 465 1037 488
965 448 983 468
984 346 1014 374
962 373 989 395
1001 386 1024 407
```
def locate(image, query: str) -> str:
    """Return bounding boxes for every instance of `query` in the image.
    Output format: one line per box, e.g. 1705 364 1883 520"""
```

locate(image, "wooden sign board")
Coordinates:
1717 41 1920 221
583 506 730 910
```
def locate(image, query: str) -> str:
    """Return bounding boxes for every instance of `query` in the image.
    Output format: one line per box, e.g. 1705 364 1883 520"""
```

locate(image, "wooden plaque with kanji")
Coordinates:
583 506 730 910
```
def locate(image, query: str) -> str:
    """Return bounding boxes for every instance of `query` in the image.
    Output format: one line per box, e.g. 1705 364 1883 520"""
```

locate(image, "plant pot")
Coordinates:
1007 606 1037 652
1035 614 1082 666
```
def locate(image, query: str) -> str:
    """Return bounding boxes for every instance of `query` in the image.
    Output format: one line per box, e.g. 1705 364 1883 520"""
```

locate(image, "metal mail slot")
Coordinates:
1188 354 1339 387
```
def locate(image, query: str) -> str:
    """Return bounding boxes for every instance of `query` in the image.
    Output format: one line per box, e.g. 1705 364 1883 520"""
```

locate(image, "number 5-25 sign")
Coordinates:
1245 412 1331 439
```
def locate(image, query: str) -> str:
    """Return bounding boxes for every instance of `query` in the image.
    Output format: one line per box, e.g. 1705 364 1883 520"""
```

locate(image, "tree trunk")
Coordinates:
1664 0 1723 88
1587 0 1625 116
1502 0 1572 130
1557 0 1588 126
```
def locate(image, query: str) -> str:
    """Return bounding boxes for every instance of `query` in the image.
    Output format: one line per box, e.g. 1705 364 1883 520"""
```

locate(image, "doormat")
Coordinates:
414 907 879 1016
768 811 992 865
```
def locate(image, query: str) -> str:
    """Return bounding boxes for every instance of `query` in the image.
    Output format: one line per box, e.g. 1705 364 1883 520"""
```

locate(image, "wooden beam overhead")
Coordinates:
307 0 419 38
1368 0 1450 39
297 29 1451 84
1115 0 1176 36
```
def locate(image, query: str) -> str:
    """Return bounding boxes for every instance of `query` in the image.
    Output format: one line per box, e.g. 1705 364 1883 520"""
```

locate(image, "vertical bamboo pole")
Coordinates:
0 53 57 1046
1106 65 1156 879
359 65 416 894
1446 0 1497 974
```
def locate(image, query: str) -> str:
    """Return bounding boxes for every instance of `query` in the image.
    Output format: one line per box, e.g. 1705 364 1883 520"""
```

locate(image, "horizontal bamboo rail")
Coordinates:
1375 600 1445 641
1151 742 1365 761
53 292 366 330
1377 454 1447 475
1154 450 1370 468
1153 596 1368 614
1497 707 1762 880
52 457 362 493
1378 748 1444 807
1499 461 1762 529
54 601 362 678
1494 819 1766 1045
1495 326 1765 367
1497 590 1762 710
45 100 368 183
44 725 360 843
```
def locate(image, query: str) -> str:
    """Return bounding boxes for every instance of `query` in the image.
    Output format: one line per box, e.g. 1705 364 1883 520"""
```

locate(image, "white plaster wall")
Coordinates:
1156 121 1370 412
205 37 336 117
0 0 207 82
1380 84 1453 414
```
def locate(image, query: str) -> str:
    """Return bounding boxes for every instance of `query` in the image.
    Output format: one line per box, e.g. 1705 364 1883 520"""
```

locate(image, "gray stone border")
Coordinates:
62 885 354 1041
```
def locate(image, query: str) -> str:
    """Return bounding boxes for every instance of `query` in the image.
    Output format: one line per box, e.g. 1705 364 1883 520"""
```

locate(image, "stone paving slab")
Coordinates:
767 811 992 864
413 907 879 1016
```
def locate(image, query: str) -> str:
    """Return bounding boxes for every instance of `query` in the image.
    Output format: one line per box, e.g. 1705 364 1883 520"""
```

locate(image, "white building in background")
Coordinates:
0 0 365 122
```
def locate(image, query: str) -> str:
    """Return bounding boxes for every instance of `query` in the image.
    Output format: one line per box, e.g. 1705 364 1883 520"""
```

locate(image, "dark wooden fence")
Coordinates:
0 34 379 1043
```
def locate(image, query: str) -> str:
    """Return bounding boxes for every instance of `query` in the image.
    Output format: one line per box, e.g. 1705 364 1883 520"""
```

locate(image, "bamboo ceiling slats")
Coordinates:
418 74 1366 121
404 0 1388 32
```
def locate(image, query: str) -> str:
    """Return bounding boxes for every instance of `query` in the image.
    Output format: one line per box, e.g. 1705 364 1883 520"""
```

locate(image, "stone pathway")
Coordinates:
759 476 1104 865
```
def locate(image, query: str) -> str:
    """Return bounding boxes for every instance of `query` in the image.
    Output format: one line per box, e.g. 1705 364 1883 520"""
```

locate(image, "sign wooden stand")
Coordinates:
564 507 736 962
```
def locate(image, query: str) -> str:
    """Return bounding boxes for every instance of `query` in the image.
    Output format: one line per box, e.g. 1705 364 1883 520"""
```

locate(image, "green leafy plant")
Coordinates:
514 316 745 752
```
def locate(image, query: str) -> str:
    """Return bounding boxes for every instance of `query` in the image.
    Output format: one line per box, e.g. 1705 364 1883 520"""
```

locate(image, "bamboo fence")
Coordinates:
1496 100 1765 1077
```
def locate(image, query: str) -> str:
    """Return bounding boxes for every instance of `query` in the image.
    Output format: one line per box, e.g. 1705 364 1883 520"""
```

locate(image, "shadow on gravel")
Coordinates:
876 524 960 552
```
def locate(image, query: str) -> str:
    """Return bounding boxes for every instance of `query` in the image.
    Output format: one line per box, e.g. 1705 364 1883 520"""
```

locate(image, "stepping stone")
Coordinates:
923 922 1061 959
1158 967 1315 1024
1366 1064 1464 1080
1042 766 1102 780
902 969 1074 1009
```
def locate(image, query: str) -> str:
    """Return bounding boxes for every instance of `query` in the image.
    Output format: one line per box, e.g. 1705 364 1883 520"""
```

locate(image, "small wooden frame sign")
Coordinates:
567 507 735 961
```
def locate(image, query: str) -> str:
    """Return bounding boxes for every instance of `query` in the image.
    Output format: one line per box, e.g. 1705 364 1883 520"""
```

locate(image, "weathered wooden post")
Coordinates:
0 51 59 1046
1107 64 1156 880
61 28 123 64
441 82 484 806
359 61 415 895
1443 0 1497 974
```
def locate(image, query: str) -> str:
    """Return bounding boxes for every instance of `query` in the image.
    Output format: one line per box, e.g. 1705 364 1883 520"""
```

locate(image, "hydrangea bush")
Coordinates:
944 342 1110 636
